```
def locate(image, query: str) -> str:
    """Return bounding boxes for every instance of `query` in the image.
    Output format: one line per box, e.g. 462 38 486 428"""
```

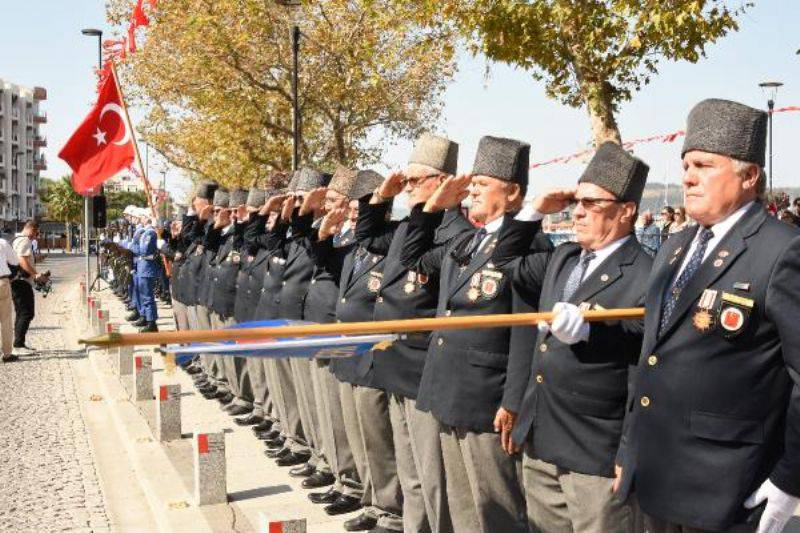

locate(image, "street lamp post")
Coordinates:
276 0 302 172
758 81 783 200
81 28 103 292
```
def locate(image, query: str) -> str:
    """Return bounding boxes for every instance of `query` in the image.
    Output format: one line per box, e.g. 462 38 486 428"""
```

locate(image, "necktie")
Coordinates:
466 228 488 259
353 247 368 274
659 228 714 334
561 251 596 301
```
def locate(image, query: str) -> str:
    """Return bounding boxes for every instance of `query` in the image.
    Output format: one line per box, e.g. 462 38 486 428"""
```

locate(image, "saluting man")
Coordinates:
618 99 800 532
400 136 552 533
511 141 652 532
130 209 160 333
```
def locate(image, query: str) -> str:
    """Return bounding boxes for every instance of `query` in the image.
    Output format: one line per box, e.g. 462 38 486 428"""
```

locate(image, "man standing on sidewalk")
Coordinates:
0 236 20 362
11 220 45 354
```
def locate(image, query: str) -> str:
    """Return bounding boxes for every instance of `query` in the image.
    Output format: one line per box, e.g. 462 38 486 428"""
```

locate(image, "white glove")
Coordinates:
744 479 799 533
547 302 590 345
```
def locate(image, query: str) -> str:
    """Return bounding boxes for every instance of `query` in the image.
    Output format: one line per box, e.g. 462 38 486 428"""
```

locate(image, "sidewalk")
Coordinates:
76 277 356 532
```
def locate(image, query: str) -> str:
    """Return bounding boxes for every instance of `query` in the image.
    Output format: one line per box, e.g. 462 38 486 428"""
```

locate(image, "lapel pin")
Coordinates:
673 247 682 256
600 274 609 282
713 259 724 268
733 282 751 291
718 250 730 258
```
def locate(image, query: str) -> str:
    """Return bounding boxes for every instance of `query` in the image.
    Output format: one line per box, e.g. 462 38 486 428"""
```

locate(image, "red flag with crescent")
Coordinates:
58 72 135 195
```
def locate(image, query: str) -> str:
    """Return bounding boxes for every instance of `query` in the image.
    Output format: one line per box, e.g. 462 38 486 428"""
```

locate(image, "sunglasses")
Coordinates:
401 173 440 187
571 197 623 211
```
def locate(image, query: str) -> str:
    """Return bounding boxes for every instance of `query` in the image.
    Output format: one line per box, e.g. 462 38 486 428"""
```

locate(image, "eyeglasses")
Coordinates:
401 173 440 187
571 197 623 211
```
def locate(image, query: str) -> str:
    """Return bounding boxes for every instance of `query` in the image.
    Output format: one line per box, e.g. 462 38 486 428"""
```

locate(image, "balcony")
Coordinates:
34 112 47 124
25 137 33 149
34 155 47 171
12 134 19 145
33 87 47 100
11 108 20 121
33 136 47 148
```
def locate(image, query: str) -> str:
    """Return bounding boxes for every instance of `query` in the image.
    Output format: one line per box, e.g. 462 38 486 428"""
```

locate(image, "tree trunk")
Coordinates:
580 78 622 146
65 221 72 253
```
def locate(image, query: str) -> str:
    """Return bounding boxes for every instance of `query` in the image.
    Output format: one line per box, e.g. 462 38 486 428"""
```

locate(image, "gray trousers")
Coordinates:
355 386 403 531
644 514 756 533
193 305 226 388
340 382 376 517
248 357 269 418
262 360 281 422
522 451 634 533
389 394 431 533
274 358 308 453
408 408 453 533
439 423 528 533
290 358 326 470
171 299 190 331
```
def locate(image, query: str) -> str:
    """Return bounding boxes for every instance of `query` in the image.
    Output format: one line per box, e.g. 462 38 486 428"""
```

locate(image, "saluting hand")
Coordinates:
198 204 214 221
260 194 288 216
280 195 296 222
300 187 328 216
532 188 577 215
214 208 231 229
319 208 347 241
373 171 405 203
423 174 471 213
494 407 519 455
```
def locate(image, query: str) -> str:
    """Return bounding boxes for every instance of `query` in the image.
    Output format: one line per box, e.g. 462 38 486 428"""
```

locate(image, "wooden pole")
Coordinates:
81 308 645 347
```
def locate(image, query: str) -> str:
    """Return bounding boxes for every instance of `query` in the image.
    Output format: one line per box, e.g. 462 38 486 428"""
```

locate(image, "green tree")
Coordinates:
416 0 747 144
106 0 457 188
39 176 84 252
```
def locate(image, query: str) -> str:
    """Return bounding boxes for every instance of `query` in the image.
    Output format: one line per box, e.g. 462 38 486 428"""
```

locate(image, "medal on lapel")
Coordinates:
479 268 502 299
467 272 481 302
692 289 718 332
718 292 754 338
368 271 383 293
228 251 241 263
195 245 204 256
175 252 183 260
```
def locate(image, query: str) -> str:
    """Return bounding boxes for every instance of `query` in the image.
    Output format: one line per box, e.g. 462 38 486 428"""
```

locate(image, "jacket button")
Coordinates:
539 343 547 352
640 396 651 407
444 310 451 316
282 281 286 286
437 338 444 346
536 374 543 384
341 298 346 303
311 279 316 284
377 297 383 304
647 355 658 366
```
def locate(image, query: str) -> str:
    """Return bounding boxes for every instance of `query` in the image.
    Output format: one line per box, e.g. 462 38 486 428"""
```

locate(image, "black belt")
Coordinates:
0 275 10 279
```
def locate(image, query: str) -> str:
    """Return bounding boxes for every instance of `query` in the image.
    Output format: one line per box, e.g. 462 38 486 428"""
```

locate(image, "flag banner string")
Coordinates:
531 107 800 170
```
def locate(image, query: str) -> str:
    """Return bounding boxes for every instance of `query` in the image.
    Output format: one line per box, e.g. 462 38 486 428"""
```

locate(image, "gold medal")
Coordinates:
693 310 713 332
404 282 415 294
467 287 480 302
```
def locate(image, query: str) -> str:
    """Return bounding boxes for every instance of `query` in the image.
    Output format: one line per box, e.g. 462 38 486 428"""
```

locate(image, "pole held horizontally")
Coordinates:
80 308 645 347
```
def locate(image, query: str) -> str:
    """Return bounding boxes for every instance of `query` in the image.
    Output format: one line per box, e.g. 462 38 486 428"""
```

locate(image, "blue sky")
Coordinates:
2 1 798 202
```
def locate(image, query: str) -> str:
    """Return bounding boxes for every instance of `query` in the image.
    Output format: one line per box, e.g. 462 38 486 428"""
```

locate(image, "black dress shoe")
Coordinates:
257 428 281 441
301 471 335 489
126 311 140 322
252 419 274 432
234 414 264 426
344 513 378 532
265 447 291 459
186 365 203 375
309 488 341 505
264 436 286 449
132 317 148 327
276 451 311 467
324 494 362 515
138 321 158 333
216 392 235 405
289 463 316 478
1 354 19 363
226 404 253 416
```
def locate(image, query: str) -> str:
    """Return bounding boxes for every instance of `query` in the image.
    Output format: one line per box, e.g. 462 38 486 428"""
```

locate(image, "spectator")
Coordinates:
669 206 690 234
0 237 19 363
792 197 800 218
11 220 46 354
779 209 798 227
635 211 661 256
658 205 675 242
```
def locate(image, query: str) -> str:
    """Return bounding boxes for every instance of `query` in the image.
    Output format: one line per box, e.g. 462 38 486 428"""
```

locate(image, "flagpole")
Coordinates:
108 62 157 218
80 308 646 347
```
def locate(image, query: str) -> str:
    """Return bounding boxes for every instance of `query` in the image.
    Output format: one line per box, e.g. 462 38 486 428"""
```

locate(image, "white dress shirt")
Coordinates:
0 239 20 277
474 214 505 254
672 201 753 279
580 235 631 279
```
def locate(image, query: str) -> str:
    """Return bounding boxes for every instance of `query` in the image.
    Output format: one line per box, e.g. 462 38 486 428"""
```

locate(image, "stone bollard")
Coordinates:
259 514 307 533
87 297 96 323
133 355 153 401
117 345 133 377
105 323 118 358
193 431 227 506
91 305 102 333
96 309 109 337
156 384 182 442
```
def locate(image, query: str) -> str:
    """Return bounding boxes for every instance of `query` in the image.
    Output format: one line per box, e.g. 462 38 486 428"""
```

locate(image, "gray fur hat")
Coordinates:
246 188 267 208
286 171 300 191
409 133 459 175
293 167 331 192
328 165 358 198
349 170 385 200
579 142 649 205
228 188 248 207
195 180 219 200
682 98 767 166
212 188 230 207
471 136 530 194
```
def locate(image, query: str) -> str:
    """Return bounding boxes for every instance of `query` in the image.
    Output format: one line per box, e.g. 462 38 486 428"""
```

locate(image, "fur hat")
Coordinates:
471 136 530 195
409 133 459 175
212 188 230 207
579 142 649 205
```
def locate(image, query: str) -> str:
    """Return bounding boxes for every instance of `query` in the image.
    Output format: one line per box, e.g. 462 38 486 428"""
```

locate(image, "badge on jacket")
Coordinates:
227 251 241 264
718 292 753 338
693 289 718 332
368 271 383 293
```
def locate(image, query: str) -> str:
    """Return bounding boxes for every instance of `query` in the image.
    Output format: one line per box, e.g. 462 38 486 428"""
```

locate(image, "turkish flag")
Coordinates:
59 72 135 195
132 0 150 27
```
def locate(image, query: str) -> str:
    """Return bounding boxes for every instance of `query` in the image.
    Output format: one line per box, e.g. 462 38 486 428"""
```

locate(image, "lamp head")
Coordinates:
81 28 103 37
